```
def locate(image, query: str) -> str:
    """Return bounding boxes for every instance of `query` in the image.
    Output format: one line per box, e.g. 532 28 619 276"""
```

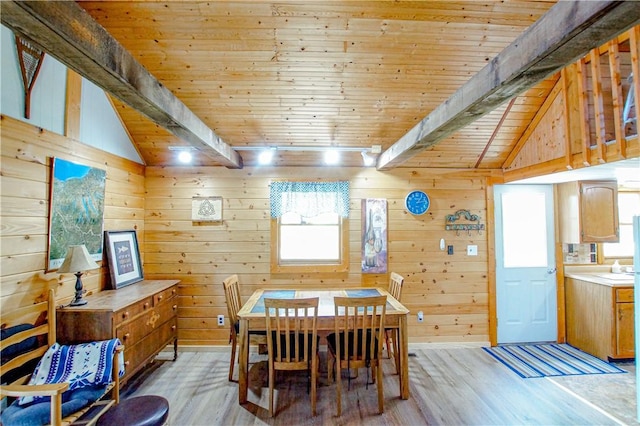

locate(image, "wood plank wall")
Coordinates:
0 115 145 311
144 166 500 346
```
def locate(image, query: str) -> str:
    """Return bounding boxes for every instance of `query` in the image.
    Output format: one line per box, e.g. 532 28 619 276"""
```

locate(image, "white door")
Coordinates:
494 184 557 344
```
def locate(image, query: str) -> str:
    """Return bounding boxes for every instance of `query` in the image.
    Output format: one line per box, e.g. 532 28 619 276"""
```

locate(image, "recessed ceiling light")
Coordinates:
258 148 275 165
178 151 192 163
324 150 340 165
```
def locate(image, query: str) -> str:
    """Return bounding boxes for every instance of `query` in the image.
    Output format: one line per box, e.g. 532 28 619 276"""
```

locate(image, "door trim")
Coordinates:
486 179 566 346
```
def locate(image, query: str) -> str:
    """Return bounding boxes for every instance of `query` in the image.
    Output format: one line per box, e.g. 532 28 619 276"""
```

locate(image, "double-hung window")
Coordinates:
270 181 350 273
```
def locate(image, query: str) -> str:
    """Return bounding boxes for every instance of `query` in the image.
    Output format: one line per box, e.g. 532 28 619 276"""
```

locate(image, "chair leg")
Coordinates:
376 360 384 414
228 338 237 382
393 329 400 375
311 353 318 416
385 330 392 359
335 361 342 417
327 352 334 384
269 362 275 417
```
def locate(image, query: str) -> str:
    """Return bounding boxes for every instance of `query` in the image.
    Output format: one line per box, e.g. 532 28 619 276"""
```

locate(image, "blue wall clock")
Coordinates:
405 190 430 215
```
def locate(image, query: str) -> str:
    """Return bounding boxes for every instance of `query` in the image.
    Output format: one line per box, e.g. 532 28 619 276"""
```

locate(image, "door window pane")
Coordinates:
502 192 547 267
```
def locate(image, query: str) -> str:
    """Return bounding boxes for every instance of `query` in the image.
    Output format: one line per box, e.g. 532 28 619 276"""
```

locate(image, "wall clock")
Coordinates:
405 190 430 215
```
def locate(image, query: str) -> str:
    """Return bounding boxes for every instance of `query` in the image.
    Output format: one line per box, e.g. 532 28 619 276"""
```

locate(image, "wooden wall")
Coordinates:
144 166 499 346
0 115 145 312
1 113 497 346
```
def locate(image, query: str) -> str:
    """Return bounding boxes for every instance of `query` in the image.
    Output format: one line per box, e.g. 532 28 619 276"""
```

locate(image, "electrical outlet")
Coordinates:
417 311 424 323
467 245 478 256
217 315 224 326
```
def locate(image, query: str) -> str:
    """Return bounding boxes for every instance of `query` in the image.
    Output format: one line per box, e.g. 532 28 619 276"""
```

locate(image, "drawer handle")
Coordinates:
125 361 130 366
158 295 163 301
123 333 130 340
144 302 149 309
173 304 177 311
123 311 129 319
172 325 176 331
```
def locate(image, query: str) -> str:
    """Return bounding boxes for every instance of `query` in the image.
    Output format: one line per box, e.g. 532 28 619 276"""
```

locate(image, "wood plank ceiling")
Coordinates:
77 1 561 168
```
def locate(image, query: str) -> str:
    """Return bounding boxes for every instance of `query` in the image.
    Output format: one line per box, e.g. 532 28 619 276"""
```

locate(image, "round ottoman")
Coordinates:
97 395 169 426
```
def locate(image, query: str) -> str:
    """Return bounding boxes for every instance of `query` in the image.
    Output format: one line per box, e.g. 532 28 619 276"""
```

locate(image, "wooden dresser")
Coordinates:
57 279 179 384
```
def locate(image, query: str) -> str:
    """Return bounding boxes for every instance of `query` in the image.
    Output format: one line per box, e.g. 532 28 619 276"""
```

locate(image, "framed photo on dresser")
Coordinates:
104 230 144 289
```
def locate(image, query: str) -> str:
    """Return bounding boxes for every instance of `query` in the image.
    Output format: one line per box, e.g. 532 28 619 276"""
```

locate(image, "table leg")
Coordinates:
400 314 410 399
238 318 249 404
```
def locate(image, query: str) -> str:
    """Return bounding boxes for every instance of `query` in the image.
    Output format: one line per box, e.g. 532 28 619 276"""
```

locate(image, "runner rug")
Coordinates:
482 343 627 378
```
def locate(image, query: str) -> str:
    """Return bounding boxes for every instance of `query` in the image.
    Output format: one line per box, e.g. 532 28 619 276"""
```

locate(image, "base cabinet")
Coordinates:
565 277 634 360
57 279 179 385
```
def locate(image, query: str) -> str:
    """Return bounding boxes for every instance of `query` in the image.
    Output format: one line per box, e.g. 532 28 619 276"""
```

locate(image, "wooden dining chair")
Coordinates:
222 274 266 382
327 295 387 416
385 272 404 373
264 297 319 417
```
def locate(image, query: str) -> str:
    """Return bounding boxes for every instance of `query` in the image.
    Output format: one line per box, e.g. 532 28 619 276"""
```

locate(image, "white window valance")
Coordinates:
270 181 350 218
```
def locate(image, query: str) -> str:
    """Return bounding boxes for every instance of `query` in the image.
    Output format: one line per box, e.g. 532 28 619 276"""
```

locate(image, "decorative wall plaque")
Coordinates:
192 196 223 222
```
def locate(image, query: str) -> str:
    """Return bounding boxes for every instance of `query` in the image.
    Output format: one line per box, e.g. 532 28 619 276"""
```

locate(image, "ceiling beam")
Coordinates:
1 1 243 169
377 1 640 170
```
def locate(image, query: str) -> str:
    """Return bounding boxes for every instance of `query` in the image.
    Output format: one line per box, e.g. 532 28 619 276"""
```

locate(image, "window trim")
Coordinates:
270 217 350 274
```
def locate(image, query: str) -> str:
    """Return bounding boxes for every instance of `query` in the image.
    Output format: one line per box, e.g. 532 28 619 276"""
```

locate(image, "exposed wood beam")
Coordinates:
1 1 243 169
378 1 640 170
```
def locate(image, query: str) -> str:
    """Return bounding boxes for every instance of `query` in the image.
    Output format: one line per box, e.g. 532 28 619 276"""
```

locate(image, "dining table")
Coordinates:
236 287 411 404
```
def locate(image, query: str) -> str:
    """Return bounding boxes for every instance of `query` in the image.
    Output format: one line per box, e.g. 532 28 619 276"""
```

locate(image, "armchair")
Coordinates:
0 290 123 426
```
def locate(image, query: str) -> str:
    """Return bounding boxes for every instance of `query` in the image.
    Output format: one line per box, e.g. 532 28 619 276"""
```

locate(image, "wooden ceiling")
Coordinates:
4 2 637 169
84 0 562 168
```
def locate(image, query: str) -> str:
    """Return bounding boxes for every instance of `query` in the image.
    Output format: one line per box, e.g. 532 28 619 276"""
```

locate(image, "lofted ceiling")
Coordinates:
80 0 559 168
3 2 638 169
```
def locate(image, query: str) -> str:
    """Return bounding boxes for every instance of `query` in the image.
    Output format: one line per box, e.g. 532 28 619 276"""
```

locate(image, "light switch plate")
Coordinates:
467 245 478 256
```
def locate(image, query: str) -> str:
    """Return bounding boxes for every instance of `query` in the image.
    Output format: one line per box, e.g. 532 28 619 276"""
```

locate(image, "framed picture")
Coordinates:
47 157 106 271
104 230 144 289
361 198 388 274
192 196 223 222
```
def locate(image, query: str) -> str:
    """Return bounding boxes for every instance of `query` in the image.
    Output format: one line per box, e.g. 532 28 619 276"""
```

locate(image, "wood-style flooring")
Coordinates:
121 345 637 425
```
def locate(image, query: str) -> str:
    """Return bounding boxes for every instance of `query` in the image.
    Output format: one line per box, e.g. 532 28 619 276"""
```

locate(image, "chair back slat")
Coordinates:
265 298 318 367
388 272 404 301
333 295 387 365
223 274 242 325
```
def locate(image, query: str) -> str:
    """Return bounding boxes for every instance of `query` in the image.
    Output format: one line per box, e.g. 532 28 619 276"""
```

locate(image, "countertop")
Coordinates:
564 265 634 287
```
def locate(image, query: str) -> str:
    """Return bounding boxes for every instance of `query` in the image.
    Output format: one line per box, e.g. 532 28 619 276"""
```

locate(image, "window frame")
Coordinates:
601 190 640 259
270 216 350 274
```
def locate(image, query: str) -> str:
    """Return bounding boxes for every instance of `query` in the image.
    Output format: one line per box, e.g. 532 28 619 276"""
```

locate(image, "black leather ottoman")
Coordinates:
97 395 169 426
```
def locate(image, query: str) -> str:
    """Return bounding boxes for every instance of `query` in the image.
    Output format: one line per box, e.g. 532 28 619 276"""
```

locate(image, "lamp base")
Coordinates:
69 298 88 306
69 271 88 306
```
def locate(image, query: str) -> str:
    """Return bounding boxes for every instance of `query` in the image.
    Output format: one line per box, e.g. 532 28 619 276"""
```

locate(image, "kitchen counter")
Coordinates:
564 272 633 287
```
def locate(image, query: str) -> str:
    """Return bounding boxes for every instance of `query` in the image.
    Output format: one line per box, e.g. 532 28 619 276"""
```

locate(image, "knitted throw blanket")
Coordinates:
19 339 124 406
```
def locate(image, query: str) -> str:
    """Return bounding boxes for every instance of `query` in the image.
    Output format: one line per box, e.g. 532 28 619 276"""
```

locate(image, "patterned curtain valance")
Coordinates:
270 181 350 218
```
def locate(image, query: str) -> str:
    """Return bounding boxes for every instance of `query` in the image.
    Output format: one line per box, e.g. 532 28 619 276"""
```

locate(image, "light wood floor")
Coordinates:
121 345 637 425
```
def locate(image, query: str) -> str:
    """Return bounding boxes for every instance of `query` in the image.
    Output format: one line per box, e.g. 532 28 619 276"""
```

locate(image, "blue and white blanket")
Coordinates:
19 338 124 406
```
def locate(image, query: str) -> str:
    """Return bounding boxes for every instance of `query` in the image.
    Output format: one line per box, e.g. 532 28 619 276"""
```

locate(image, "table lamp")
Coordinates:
58 244 99 306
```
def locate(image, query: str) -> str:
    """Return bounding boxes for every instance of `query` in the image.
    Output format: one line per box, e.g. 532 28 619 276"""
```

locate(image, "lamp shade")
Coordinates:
57 245 99 273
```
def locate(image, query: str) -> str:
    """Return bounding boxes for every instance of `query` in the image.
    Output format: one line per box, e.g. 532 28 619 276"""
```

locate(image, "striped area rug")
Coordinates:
483 343 627 379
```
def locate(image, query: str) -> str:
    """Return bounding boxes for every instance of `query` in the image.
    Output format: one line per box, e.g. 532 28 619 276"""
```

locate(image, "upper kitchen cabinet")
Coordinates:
558 180 619 243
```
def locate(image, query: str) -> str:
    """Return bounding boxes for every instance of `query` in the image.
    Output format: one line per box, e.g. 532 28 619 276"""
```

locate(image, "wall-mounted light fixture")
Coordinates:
236 144 382 166
168 146 197 164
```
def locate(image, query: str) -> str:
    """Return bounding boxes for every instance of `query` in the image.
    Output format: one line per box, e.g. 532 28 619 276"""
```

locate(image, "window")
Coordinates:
603 191 640 258
270 181 349 273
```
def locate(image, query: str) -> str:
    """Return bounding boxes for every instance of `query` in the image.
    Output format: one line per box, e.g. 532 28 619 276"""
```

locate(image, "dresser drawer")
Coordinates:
116 300 178 345
122 316 177 379
154 286 178 306
616 288 633 303
114 296 154 327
